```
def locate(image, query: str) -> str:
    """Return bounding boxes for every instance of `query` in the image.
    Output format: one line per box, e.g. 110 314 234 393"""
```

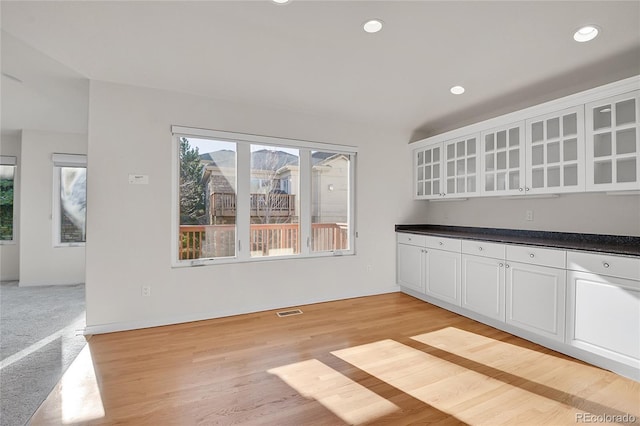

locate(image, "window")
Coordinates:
179 137 236 259
311 151 351 253
53 154 87 246
0 156 16 243
172 127 356 266
250 144 299 258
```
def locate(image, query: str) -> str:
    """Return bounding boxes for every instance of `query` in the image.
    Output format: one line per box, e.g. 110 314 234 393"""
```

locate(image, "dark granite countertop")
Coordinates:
395 224 640 257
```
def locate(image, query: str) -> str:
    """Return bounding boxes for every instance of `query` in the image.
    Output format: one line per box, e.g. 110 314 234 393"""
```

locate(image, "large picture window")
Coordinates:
0 156 16 242
172 127 356 266
53 154 87 246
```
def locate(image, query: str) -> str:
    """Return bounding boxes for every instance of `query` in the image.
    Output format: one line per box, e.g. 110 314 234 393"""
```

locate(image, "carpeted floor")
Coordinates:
0 281 86 426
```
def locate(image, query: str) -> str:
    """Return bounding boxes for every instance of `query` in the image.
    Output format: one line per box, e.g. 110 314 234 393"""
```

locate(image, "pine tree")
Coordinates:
179 138 205 225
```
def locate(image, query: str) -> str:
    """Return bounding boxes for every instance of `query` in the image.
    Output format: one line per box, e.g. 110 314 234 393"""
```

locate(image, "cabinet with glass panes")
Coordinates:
414 144 442 199
585 91 639 191
481 123 525 196
414 134 480 199
412 77 640 200
525 106 585 193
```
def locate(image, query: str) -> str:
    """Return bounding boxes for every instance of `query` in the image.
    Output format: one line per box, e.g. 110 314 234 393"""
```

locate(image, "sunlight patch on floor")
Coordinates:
57 345 105 424
410 327 640 417
331 339 583 425
268 358 399 425
411 327 596 384
0 313 85 371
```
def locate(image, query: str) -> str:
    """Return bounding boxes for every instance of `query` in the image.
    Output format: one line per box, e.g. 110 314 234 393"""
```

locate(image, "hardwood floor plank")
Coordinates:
30 293 640 425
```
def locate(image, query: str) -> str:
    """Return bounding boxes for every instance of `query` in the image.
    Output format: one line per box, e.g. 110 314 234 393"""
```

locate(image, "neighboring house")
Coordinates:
201 149 350 226
311 153 349 225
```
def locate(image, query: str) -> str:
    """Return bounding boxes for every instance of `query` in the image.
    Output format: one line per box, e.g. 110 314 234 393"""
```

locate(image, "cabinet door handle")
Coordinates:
478 246 483 251
519 188 523 192
505 264 510 268
525 187 530 192
439 241 444 246
499 263 504 267
603 262 610 268
529 253 535 258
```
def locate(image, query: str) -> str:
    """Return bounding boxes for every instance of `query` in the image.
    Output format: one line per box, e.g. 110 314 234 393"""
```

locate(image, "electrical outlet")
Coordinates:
526 210 534 221
141 286 151 297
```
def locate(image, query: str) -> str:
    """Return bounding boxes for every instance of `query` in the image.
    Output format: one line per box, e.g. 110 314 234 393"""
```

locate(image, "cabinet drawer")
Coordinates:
462 240 505 259
425 236 462 252
567 251 640 281
397 233 426 247
506 245 566 269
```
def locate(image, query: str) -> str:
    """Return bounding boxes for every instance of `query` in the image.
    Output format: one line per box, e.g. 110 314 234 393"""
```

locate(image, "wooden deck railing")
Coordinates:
179 223 348 260
211 192 296 217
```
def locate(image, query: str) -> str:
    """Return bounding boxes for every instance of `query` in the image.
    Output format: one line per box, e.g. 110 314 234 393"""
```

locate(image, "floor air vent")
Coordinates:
277 309 303 317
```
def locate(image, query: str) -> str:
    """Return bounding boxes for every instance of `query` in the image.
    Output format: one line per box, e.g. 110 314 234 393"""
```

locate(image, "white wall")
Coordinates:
19 130 86 286
419 192 640 236
85 81 418 332
0 132 21 281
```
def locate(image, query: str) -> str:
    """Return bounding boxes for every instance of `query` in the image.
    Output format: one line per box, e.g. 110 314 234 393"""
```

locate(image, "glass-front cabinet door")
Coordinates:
525 106 585 193
585 91 640 191
415 144 442 199
481 123 525 196
444 134 480 197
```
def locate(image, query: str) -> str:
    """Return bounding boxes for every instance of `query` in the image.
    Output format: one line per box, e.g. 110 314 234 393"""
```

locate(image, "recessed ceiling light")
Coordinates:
271 0 291 4
363 19 383 33
574 25 599 42
450 85 465 95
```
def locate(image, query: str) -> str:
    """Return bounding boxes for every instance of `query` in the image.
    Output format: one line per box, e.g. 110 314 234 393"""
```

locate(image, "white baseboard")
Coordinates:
84 285 400 335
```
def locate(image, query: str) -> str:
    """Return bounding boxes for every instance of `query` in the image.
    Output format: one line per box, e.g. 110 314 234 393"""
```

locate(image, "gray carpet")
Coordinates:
0 281 86 426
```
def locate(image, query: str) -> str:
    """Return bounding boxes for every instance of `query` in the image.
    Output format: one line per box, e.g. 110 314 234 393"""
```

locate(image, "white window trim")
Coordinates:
171 127 357 267
0 156 17 244
53 153 87 248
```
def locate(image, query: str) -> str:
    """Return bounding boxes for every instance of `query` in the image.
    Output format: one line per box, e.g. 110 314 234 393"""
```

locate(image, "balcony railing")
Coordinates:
179 223 348 260
211 192 296 217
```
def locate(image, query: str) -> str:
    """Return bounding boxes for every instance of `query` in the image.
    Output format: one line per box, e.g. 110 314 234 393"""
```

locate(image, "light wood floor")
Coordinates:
31 293 639 425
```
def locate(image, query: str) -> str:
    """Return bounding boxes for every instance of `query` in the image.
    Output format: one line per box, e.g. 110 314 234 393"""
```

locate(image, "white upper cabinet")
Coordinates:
525 106 585 193
444 134 481 197
585 90 640 191
481 123 525 196
415 134 480 199
411 76 640 200
415 144 442 198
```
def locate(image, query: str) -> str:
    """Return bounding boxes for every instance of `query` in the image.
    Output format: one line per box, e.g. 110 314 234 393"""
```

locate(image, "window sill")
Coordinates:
172 250 355 268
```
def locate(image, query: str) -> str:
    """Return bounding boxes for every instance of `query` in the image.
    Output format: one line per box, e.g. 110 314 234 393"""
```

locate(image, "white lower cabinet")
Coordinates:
397 232 640 379
396 233 426 292
566 251 640 370
425 248 461 306
396 242 424 292
461 251 505 321
506 261 566 342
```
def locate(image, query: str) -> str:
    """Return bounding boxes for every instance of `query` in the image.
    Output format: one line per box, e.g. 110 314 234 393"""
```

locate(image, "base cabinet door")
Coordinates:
567 271 640 367
506 261 566 341
397 243 424 292
425 249 461 306
461 254 505 321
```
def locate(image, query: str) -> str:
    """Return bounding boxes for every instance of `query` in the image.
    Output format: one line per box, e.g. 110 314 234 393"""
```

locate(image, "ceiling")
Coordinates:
1 1 639 141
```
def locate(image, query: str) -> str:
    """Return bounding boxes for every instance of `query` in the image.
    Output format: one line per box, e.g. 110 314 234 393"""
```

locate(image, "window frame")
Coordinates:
52 153 87 248
0 156 17 245
171 126 357 267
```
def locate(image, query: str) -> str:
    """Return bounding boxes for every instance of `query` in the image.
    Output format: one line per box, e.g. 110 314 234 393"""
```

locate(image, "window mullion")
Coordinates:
236 143 251 260
299 149 311 256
